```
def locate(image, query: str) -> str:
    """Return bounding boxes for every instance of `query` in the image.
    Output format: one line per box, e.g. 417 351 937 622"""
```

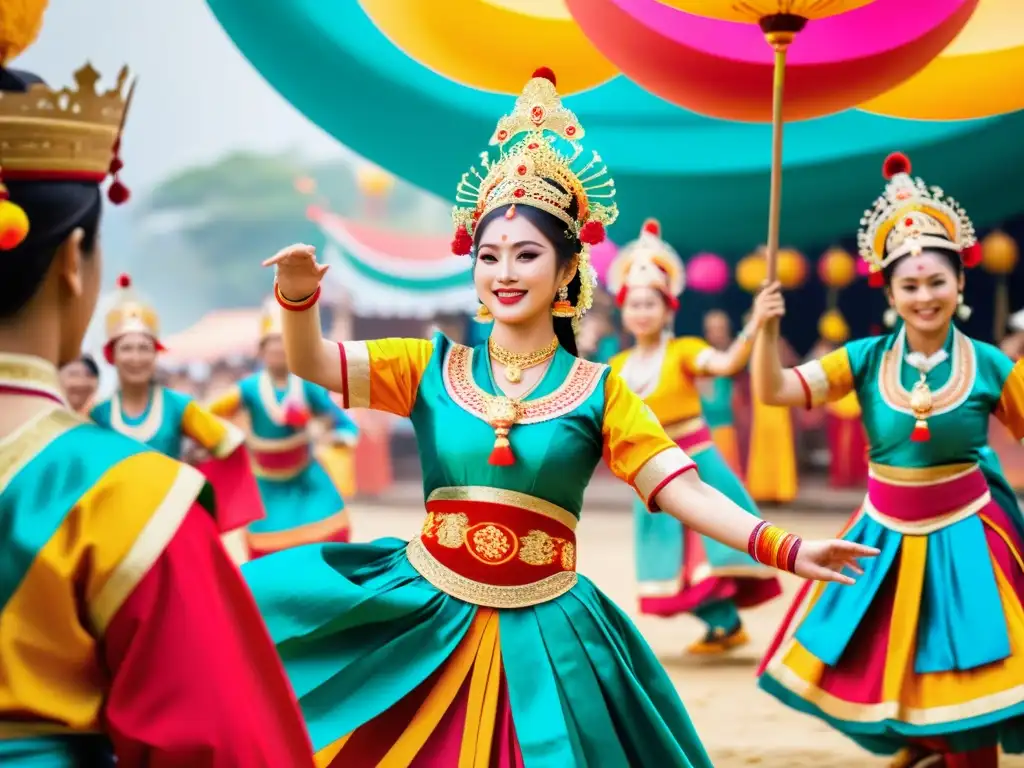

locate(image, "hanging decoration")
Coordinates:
736 253 768 294
776 248 807 289
982 230 1020 342
686 252 730 294
818 308 850 344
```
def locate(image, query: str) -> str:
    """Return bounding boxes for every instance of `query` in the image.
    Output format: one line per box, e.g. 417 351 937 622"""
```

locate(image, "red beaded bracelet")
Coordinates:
274 281 321 312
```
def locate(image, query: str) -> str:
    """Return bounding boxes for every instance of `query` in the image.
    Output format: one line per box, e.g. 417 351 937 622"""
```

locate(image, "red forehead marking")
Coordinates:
501 234 508 241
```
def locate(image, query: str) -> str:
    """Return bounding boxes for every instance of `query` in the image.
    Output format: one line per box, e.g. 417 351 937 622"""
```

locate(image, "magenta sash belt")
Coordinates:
865 462 992 534
664 416 714 454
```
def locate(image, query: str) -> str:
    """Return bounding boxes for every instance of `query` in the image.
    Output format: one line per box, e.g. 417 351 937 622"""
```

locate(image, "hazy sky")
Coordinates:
17 0 348 189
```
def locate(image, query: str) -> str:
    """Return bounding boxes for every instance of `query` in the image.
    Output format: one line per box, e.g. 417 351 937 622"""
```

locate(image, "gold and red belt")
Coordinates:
406 486 579 609
247 432 311 479
663 416 714 455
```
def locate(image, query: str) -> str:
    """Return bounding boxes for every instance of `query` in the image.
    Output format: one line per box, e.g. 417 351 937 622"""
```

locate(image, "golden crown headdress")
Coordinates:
103 273 163 363
0 1 135 251
450 67 617 254
606 219 685 308
259 295 284 342
857 152 979 287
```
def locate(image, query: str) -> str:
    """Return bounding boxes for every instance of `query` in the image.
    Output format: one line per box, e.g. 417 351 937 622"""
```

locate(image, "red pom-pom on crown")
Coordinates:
642 218 661 237
532 67 556 86
868 270 884 288
962 242 982 268
579 220 605 246
882 152 911 180
451 224 473 256
117 273 131 289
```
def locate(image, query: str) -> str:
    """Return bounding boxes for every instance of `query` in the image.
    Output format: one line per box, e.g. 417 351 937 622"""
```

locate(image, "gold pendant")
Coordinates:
504 364 522 383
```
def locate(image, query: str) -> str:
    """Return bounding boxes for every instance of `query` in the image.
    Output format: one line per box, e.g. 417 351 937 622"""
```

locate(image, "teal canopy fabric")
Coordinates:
208 0 1024 258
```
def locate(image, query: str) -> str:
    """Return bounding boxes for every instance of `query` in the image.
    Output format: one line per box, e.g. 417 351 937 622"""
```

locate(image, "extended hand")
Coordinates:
263 243 329 301
793 539 879 585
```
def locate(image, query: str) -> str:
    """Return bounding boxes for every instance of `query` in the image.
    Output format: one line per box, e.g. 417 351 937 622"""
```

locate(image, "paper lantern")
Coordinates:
736 254 767 293
686 252 729 293
818 309 850 343
981 231 1019 275
776 248 807 289
356 164 395 199
818 247 856 288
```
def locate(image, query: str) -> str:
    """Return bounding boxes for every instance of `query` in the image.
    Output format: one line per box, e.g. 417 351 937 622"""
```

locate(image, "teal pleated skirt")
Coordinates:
244 538 714 767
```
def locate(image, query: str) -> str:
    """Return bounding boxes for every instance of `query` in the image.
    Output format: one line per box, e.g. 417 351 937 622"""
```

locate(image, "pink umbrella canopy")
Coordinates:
564 0 978 121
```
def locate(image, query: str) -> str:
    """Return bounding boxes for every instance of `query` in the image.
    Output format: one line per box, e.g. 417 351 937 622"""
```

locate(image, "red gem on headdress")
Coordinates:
565 125 577 137
580 220 606 245
531 67 557 86
513 188 526 198
497 129 508 142
117 273 132 289
516 164 528 176
868 270 884 288
962 243 982 268
903 217 914 227
530 105 545 124
451 225 473 256
643 218 661 236
882 152 911 180
527 142 539 150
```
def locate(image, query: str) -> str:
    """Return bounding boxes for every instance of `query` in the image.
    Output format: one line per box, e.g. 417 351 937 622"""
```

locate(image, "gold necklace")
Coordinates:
488 336 558 383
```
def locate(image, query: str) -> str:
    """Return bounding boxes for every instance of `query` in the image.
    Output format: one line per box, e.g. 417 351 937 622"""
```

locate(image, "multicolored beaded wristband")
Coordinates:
274 281 321 312
748 520 802 573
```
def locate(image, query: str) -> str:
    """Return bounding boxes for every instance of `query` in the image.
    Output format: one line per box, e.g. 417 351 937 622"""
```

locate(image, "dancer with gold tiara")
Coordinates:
606 221 782 655
754 153 1024 768
206 296 359 555
90 274 264 562
246 67 875 767
0 9 311 764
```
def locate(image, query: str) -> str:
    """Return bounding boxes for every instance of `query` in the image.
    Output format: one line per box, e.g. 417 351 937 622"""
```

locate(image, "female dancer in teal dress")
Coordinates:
753 152 1024 768
606 221 781 655
90 273 263 562
249 68 876 767
207 298 359 556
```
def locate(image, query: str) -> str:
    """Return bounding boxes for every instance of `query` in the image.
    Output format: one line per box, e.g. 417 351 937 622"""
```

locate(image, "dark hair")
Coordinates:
79 353 100 378
473 188 582 357
0 68 103 321
881 244 962 287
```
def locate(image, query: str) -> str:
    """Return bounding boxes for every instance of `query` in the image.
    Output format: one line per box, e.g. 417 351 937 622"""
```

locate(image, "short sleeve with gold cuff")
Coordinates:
995 357 1024 442
792 346 854 409
338 337 434 417
674 336 714 377
181 400 245 458
602 371 697 511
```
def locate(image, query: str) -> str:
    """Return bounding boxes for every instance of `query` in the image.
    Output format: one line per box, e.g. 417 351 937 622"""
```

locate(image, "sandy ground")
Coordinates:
346 504 1024 768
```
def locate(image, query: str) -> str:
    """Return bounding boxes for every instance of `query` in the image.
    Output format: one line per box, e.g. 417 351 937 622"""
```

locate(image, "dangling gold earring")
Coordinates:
474 303 493 323
552 285 574 318
956 292 972 321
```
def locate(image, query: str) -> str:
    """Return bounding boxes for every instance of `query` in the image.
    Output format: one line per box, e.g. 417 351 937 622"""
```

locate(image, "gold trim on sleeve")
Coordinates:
89 464 205 634
634 446 694 505
343 341 371 408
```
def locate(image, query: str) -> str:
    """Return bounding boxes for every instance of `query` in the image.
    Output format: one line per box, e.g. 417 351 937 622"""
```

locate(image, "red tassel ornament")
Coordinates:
488 437 516 466
910 420 930 442
962 242 982 268
532 67 557 86
451 224 473 256
485 397 519 466
579 219 605 245
882 151 911 179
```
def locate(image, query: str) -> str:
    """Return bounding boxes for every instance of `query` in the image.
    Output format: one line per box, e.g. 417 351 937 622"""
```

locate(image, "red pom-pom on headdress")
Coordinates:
117 273 131 289
868 270 884 288
532 67 556 86
642 218 661 237
962 242 982 268
579 220 605 246
451 224 473 256
882 152 911 180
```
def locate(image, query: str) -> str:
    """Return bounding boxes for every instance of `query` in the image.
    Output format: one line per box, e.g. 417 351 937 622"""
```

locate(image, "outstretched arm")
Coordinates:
602 371 877 583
